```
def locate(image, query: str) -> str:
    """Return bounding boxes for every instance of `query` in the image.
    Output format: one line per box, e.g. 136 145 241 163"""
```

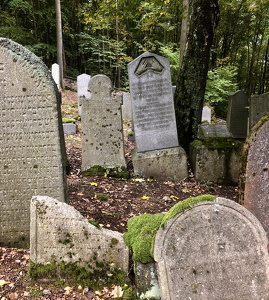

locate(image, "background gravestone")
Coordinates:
128 51 179 153
227 90 249 138
154 197 269 300
51 63 60 90
249 92 269 130
81 74 126 171
0 38 67 248
239 114 269 239
201 105 211 123
77 73 91 116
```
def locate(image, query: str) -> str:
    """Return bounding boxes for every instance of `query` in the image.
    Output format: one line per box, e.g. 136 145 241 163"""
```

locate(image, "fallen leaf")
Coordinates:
141 196 150 200
111 285 123 298
170 195 179 199
0 280 11 287
89 182 98 186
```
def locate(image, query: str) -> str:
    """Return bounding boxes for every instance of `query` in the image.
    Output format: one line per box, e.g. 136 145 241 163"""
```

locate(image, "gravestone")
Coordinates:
0 38 67 248
51 63 60 90
128 52 188 181
30 196 129 273
77 73 91 116
122 92 133 121
201 105 211 123
239 114 269 239
249 92 269 130
81 74 126 171
227 90 249 138
154 197 269 300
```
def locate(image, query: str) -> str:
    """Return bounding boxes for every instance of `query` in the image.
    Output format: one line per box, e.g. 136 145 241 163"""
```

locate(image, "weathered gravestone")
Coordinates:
122 92 133 121
154 197 269 300
201 105 211 123
227 90 249 138
239 113 269 240
249 92 269 130
128 52 188 181
30 196 129 274
81 74 126 172
0 38 67 247
77 73 91 116
51 63 60 90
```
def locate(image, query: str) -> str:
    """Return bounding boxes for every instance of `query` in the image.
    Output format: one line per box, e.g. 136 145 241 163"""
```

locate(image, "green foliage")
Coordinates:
204 64 238 117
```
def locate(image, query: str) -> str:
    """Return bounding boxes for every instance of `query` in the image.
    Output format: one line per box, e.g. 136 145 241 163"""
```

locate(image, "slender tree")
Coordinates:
55 0 63 88
174 0 220 150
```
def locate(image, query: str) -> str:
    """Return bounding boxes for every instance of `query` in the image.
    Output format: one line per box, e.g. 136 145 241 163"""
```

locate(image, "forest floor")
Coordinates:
0 83 238 299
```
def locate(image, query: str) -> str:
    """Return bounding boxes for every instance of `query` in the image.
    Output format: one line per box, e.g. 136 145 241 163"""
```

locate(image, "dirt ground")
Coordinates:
0 85 238 299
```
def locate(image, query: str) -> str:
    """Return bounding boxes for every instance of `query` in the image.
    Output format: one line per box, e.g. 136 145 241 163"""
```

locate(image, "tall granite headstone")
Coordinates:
0 38 67 247
239 114 269 239
81 74 126 171
127 52 188 181
249 92 269 130
154 197 269 300
77 73 91 116
227 90 249 138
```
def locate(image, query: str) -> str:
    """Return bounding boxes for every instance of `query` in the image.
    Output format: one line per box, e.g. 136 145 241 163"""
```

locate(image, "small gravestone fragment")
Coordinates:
249 92 269 129
0 38 67 247
81 75 126 172
51 63 60 90
227 90 249 138
239 114 269 239
154 197 269 300
30 196 129 274
201 105 211 123
77 73 91 116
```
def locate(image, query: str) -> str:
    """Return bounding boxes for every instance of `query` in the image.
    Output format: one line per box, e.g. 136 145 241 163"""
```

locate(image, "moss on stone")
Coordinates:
84 165 130 179
124 195 216 264
62 118 76 123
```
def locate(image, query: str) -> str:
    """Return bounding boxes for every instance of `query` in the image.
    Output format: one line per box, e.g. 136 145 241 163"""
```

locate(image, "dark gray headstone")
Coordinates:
227 90 249 138
0 38 67 247
249 92 269 129
154 197 269 300
128 52 179 152
239 115 269 239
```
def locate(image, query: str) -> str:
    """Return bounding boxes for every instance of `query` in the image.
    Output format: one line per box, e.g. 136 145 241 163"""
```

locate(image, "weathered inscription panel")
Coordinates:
154 198 269 300
0 38 67 247
128 52 179 152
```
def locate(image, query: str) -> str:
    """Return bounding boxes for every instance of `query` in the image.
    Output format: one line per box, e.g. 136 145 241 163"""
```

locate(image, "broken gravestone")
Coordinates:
30 196 129 276
154 197 269 300
0 38 67 248
239 113 269 240
81 75 127 173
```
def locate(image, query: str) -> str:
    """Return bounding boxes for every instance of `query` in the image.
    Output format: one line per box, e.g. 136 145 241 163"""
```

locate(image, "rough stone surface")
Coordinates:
132 147 188 182
227 90 249 138
128 52 179 153
0 38 67 248
249 92 269 129
239 116 269 239
154 197 269 300
30 196 129 274
81 75 126 171
77 73 91 116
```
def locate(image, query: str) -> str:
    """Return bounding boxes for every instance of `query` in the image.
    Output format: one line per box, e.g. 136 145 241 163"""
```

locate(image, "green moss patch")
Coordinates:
62 118 77 123
124 195 216 263
84 165 130 179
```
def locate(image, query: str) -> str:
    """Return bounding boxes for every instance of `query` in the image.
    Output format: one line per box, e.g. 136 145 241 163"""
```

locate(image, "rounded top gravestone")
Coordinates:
0 38 67 247
154 197 269 300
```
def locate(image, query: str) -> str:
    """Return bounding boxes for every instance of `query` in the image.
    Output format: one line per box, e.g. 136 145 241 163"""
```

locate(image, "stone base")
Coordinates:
132 146 188 181
63 122 77 134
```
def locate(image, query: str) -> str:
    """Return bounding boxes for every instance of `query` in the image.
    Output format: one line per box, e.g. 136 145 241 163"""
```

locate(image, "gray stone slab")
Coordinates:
249 92 269 129
63 122 77 134
239 115 269 240
81 74 126 170
77 73 91 116
154 197 269 300
227 90 249 138
30 196 129 273
128 52 179 152
201 105 211 123
0 38 67 248
199 124 232 139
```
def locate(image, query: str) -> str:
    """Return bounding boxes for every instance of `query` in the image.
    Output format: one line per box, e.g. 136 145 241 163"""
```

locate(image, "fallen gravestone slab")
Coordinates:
154 197 269 300
0 38 67 248
30 196 129 278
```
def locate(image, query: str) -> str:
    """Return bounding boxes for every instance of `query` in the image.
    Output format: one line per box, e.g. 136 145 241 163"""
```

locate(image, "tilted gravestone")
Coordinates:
154 197 269 300
30 196 129 274
81 74 126 171
128 52 188 181
227 90 249 138
77 73 91 116
0 38 67 247
239 114 269 240
249 92 269 130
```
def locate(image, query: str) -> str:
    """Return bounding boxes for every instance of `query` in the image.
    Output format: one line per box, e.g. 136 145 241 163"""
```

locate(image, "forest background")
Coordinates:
1 0 269 117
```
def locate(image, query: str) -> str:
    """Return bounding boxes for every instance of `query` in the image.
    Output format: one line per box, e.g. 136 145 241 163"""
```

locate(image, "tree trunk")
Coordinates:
174 0 220 150
179 0 189 68
55 0 64 88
